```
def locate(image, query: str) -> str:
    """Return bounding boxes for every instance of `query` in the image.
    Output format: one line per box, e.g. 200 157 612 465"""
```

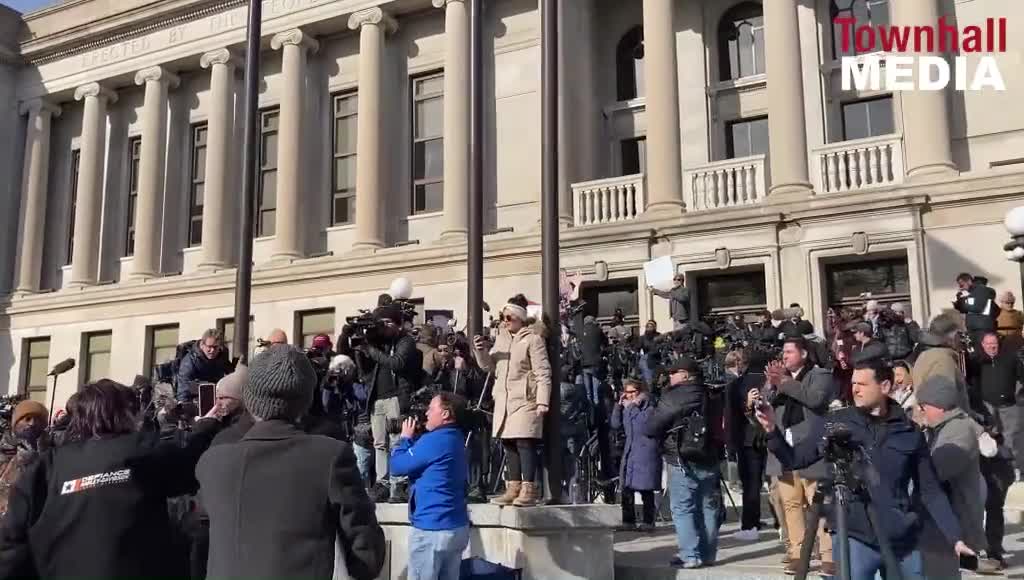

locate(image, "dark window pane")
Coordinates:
334 156 357 190
415 182 444 213
749 118 769 155
842 102 870 141
620 137 647 175
194 183 204 207
827 258 909 305
842 97 892 140
333 195 353 225
260 171 277 208
414 139 444 180
697 271 768 314
190 218 203 246
616 26 644 101
260 210 276 236
867 98 894 136
335 115 358 155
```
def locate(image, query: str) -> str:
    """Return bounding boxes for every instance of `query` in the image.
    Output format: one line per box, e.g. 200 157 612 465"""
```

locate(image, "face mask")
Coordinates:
15 424 43 444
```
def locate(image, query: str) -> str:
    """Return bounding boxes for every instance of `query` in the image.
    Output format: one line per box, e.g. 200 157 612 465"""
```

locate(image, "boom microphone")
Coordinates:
48 358 76 376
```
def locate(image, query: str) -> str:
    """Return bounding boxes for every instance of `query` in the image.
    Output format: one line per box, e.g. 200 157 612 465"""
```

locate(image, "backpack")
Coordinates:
675 397 710 462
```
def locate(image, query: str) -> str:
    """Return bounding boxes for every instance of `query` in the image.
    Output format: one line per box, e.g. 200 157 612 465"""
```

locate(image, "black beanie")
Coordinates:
243 345 316 421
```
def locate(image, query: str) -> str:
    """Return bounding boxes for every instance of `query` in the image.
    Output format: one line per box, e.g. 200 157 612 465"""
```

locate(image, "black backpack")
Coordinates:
674 398 710 462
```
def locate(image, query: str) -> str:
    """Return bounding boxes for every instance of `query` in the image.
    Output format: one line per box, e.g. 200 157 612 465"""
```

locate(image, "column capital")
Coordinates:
271 28 319 53
18 98 61 118
134 66 181 88
73 82 118 104
200 48 242 69
431 0 466 7
348 7 398 34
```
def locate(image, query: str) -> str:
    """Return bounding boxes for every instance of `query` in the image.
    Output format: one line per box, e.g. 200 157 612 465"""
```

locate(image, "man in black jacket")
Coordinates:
955 273 1000 342
724 350 768 541
197 345 385 580
969 332 1024 468
579 315 607 406
349 304 423 503
645 357 722 569
433 340 491 501
755 360 976 577
851 322 889 364
176 328 234 402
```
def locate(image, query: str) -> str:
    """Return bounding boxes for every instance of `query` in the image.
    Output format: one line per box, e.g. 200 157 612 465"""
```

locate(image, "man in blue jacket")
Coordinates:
753 359 976 578
390 391 469 580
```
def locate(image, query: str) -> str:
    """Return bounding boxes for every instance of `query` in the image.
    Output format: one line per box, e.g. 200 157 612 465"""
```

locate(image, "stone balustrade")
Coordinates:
685 154 767 211
815 134 905 194
571 174 647 227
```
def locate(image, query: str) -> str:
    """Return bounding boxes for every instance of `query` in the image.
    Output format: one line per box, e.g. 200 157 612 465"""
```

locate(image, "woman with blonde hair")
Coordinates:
473 294 552 507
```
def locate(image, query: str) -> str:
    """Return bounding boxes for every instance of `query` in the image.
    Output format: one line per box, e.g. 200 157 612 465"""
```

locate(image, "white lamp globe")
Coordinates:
389 277 414 300
1013 247 1024 260
1007 250 1017 261
1005 206 1024 236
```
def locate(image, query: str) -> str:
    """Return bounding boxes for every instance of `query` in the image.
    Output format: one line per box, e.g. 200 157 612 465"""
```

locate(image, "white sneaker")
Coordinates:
734 528 760 541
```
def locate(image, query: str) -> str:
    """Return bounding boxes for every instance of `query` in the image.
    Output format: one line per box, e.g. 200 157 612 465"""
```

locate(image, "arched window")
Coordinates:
831 0 890 58
616 26 645 101
718 2 765 81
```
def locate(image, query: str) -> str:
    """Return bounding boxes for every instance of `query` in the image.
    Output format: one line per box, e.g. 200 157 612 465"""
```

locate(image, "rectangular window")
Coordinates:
841 96 894 141
620 137 647 176
412 72 444 214
83 331 113 384
147 324 179 378
332 92 358 225
125 137 142 256
257 108 280 237
218 317 255 361
296 309 336 348
21 338 50 405
188 123 208 247
580 279 640 335
66 150 81 265
726 116 769 159
826 256 910 308
696 269 768 317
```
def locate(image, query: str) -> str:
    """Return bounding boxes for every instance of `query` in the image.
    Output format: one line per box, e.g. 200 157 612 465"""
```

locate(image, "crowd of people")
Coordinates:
0 271 1020 579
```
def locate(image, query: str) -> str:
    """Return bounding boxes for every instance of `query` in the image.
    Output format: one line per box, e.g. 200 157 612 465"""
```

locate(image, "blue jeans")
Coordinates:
581 367 601 405
667 462 721 565
844 537 922 580
354 444 373 483
638 354 654 385
408 525 470 580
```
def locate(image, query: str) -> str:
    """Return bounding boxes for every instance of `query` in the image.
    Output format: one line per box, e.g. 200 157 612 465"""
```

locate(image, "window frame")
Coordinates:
825 256 910 308
411 71 445 215
840 95 895 141
295 308 337 349
830 0 891 59
695 269 768 318
217 316 255 361
66 149 81 265
725 115 770 159
331 91 359 226
21 337 51 403
82 330 113 385
125 137 142 256
718 2 765 81
615 26 645 101
188 123 208 247
145 324 180 378
256 107 280 237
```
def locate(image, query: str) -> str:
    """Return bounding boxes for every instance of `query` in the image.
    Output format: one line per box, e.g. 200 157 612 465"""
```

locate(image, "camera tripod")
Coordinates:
795 476 903 580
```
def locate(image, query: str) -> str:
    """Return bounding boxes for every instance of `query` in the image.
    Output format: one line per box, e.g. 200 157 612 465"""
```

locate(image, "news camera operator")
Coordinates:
341 303 423 503
0 379 225 579
955 273 1000 342
754 360 976 578
175 328 234 403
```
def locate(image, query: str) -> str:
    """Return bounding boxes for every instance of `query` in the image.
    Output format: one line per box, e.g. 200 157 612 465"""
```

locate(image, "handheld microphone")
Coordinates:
48 358 76 377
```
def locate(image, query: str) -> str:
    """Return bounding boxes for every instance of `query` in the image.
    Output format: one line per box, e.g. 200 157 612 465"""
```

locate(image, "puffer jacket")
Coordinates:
474 321 553 440
612 394 662 491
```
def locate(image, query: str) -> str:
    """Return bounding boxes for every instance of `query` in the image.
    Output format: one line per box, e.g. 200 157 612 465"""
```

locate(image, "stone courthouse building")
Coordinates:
0 0 1022 407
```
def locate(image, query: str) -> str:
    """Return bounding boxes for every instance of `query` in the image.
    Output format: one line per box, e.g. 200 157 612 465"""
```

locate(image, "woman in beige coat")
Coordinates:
473 295 552 507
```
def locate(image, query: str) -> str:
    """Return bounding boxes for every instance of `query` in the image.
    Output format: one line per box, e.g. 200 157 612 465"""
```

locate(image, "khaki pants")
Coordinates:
769 477 789 549
777 472 833 564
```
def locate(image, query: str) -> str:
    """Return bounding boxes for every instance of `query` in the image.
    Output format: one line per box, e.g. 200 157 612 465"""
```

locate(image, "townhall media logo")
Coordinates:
838 16 1008 92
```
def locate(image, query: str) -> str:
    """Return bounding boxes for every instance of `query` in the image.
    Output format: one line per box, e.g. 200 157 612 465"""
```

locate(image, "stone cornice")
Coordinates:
348 7 398 34
200 47 241 69
73 82 118 103
17 98 62 118
270 28 319 53
134 65 181 88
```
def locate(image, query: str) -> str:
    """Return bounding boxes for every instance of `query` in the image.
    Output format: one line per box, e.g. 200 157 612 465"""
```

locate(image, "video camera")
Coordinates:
385 386 436 437
820 421 868 488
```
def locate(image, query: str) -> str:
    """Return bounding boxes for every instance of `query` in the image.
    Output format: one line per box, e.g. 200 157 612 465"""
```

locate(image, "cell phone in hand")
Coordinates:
198 382 216 416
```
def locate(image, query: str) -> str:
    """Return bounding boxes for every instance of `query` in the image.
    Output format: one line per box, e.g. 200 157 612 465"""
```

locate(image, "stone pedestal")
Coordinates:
372 503 618 580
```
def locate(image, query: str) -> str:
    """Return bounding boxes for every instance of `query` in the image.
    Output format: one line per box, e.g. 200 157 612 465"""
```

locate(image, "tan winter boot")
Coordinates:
512 481 540 507
491 481 522 506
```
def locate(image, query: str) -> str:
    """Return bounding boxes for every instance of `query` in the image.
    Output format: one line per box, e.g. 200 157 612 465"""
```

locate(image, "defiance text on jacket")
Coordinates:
197 419 385 580
767 404 962 558
390 424 469 531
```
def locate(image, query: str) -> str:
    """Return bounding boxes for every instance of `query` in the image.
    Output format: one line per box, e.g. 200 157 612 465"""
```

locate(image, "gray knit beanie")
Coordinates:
243 345 316 421
916 375 959 411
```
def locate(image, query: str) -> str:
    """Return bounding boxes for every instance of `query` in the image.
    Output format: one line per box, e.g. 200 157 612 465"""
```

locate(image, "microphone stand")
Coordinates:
48 372 59 427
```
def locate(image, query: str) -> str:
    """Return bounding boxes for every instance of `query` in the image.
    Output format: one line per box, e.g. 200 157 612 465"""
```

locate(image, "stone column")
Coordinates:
270 29 319 260
70 82 117 287
348 8 397 251
14 99 61 293
641 0 684 211
433 0 470 241
131 66 179 279
763 0 813 197
199 48 240 269
891 0 956 178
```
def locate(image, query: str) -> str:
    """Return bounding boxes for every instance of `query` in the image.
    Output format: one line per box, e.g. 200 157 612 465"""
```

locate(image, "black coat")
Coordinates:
851 339 889 364
725 372 766 450
968 350 1024 407
356 333 423 410
645 380 718 467
197 420 385 580
955 283 1000 333
0 420 221 579
176 345 234 402
579 321 607 369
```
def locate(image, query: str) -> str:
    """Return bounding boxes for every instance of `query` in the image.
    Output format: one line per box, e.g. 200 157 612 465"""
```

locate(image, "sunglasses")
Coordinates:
502 315 520 322
624 389 638 395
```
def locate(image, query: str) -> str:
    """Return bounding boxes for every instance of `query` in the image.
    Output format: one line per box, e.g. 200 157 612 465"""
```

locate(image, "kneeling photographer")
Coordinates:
342 303 423 503
389 392 470 580
753 360 976 579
